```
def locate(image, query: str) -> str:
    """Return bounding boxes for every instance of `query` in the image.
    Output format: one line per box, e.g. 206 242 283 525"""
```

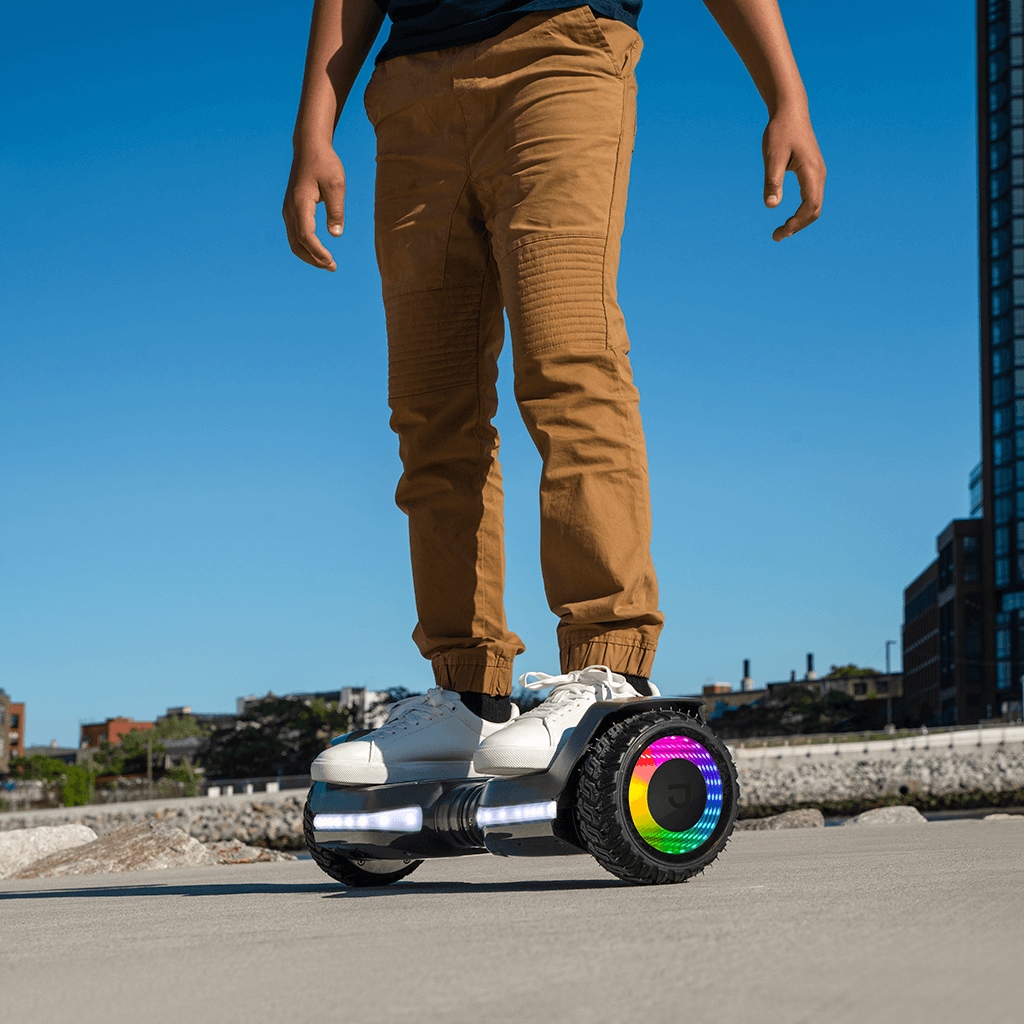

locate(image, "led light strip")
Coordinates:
628 735 723 855
313 806 423 832
476 801 557 827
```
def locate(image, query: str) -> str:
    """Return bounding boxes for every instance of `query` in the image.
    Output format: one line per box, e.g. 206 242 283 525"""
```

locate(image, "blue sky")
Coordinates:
2 2 979 746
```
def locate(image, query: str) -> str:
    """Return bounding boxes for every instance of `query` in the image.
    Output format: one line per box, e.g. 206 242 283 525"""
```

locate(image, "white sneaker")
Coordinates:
473 665 658 777
310 688 519 785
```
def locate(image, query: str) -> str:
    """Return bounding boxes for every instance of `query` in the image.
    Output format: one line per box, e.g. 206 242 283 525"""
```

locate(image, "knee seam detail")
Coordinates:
497 231 606 264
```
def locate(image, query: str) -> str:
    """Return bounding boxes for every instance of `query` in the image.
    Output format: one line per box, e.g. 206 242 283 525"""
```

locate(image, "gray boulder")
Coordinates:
8 821 210 878
734 808 825 831
843 805 927 826
0 823 99 879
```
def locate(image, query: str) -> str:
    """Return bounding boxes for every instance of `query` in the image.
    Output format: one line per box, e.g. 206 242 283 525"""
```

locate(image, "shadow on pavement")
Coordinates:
323 878 624 897
0 877 622 900
0 882 338 900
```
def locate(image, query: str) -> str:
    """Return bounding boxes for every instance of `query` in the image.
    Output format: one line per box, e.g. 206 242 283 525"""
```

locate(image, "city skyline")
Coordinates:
3 2 979 746
12 652 898 758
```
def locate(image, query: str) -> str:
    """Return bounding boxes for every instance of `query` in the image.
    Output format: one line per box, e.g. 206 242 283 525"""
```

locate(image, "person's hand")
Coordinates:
282 144 347 271
762 106 825 241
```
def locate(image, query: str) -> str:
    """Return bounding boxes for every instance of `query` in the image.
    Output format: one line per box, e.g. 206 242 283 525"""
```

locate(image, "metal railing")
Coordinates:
728 723 1024 761
0 774 313 812
202 774 311 797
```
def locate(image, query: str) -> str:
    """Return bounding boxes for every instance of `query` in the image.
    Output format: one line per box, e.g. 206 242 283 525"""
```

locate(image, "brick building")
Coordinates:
80 717 154 748
8 701 25 760
0 689 8 772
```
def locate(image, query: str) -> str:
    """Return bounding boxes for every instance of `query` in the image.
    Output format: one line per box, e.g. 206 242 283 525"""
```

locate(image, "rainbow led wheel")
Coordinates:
574 709 737 885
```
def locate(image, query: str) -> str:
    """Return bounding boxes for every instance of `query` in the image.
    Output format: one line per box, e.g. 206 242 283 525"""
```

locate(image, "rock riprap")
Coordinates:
0 823 99 879
6 822 299 879
737 748 1024 810
202 839 298 865
2 746 1023 849
8 821 210 878
843 805 928 826
734 808 825 831
0 790 307 847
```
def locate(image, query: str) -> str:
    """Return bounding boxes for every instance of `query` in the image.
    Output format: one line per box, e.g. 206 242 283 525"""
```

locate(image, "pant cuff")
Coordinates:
561 639 657 679
433 654 515 697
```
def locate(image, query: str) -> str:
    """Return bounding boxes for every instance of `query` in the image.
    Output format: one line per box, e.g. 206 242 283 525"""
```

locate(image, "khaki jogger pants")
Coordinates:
364 7 663 696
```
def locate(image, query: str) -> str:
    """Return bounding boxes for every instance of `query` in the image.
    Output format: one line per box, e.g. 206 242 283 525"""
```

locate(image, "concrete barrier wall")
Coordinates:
2 742 1023 840
728 725 1024 766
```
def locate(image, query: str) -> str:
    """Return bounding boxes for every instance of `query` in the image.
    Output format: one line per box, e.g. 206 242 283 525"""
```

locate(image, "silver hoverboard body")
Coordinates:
304 697 738 886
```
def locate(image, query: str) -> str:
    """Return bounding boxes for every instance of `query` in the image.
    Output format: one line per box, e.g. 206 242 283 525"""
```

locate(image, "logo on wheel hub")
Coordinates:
628 734 723 854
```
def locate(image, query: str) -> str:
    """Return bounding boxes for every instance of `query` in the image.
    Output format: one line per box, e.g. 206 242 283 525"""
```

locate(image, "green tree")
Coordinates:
118 727 166 778
717 684 866 738
164 764 199 797
60 764 93 806
152 715 208 740
511 684 545 713
825 664 880 678
9 755 94 806
86 738 127 778
200 695 349 779
367 686 417 723
10 754 71 781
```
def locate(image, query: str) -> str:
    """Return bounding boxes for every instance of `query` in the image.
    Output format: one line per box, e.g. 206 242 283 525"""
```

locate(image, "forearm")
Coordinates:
702 0 807 115
292 0 385 149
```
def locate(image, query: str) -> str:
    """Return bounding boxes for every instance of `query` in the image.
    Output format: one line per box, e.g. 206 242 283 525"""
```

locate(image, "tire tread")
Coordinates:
574 710 738 885
303 792 423 887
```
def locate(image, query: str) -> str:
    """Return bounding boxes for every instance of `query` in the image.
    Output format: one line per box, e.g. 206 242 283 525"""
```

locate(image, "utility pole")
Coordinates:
885 640 896 728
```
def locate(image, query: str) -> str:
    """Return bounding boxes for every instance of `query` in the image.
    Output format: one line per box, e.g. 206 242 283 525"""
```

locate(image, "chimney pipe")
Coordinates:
741 659 754 691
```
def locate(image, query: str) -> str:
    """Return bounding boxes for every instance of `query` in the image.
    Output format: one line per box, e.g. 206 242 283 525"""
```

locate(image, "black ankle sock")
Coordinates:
459 691 513 723
622 672 653 697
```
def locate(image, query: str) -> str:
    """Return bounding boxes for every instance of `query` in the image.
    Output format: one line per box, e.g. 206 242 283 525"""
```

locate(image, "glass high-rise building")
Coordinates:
901 1 1024 727
980 0 1024 711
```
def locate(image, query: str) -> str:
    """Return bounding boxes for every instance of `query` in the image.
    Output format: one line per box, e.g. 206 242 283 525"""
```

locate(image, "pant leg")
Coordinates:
456 9 663 677
365 53 524 696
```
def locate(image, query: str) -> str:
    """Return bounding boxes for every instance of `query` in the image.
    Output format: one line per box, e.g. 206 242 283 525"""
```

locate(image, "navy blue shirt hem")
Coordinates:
373 2 641 65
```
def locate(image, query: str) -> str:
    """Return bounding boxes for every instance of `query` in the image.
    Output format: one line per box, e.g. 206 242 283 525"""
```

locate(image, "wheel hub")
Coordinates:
627 734 724 855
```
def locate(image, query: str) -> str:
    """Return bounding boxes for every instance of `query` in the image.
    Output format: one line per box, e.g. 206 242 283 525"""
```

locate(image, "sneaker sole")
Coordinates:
472 746 555 776
310 759 488 786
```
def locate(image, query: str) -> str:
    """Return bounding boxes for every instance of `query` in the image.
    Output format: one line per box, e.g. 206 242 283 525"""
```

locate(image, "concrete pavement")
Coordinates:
2 819 1021 1024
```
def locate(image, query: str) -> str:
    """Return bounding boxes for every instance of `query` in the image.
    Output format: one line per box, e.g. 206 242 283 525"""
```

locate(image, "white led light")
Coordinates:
476 801 557 827
313 806 423 832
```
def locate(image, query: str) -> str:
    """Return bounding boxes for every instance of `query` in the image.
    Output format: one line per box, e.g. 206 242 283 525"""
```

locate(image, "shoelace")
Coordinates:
373 687 457 736
517 665 629 718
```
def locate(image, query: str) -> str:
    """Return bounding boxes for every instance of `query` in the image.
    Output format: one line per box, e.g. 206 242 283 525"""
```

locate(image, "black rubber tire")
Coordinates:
574 709 738 885
303 792 423 887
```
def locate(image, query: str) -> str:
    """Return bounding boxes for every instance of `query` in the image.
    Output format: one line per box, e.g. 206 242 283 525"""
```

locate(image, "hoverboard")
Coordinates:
304 696 738 886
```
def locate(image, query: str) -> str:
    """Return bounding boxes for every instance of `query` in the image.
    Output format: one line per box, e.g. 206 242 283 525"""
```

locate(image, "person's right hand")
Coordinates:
761 105 825 242
282 145 347 271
